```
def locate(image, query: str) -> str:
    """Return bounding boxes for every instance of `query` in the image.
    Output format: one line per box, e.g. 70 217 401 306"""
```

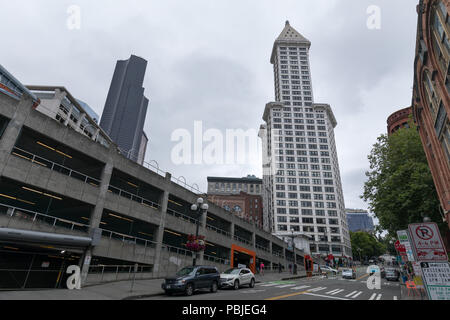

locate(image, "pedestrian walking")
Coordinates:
289 264 292 274
260 262 264 275
278 263 282 273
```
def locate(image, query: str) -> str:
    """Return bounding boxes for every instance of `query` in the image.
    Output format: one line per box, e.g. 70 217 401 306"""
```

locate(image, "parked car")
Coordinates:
341 268 356 279
320 265 338 275
161 266 220 296
219 268 255 290
385 268 400 282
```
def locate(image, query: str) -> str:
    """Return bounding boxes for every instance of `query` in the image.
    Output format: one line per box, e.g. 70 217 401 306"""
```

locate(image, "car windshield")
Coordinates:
176 267 195 276
223 268 241 275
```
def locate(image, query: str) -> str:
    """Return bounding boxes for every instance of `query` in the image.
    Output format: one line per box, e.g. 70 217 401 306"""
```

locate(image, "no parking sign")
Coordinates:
408 223 447 262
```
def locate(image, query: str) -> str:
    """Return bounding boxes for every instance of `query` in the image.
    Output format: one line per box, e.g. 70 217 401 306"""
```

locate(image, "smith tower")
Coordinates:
259 21 352 259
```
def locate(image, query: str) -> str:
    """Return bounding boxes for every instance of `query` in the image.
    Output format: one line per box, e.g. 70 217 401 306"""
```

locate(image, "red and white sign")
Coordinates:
408 223 448 261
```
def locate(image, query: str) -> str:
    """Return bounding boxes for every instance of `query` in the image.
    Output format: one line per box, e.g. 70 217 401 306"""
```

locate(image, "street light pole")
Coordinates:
190 197 209 267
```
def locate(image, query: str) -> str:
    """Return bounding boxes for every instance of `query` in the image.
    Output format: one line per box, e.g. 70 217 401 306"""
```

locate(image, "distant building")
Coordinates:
207 176 263 229
411 0 450 232
100 55 149 165
345 209 375 233
26 85 113 149
387 107 412 135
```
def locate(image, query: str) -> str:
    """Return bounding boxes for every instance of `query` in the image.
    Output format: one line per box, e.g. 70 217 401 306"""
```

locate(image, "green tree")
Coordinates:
362 120 446 238
350 231 386 261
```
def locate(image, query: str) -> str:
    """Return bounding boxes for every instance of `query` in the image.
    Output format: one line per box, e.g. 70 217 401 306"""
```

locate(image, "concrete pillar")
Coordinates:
77 113 86 132
153 173 171 275
0 96 34 174
81 155 114 284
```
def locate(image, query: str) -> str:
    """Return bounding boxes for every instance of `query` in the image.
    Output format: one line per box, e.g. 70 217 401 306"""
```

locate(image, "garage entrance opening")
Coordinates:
230 244 255 273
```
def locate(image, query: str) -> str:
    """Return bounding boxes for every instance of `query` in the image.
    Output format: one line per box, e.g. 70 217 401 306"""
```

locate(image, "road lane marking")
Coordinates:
276 284 297 288
326 289 341 294
393 296 397 300
303 293 350 300
376 294 382 300
330 289 345 295
369 293 377 300
290 285 310 290
265 289 310 300
351 291 363 299
308 287 327 292
356 273 369 281
345 291 357 297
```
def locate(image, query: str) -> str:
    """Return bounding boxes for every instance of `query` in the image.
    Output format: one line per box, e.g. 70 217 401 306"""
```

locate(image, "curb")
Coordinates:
122 292 166 300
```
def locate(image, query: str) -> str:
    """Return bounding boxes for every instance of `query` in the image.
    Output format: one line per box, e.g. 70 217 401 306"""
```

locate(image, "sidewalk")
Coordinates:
0 271 310 300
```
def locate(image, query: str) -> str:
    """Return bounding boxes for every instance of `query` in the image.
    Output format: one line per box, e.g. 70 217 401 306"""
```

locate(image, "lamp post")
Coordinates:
357 248 362 264
190 197 209 266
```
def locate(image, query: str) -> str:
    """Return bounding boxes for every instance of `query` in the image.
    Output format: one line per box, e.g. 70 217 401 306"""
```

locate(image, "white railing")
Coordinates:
206 224 231 237
0 203 90 232
11 147 101 186
107 185 160 209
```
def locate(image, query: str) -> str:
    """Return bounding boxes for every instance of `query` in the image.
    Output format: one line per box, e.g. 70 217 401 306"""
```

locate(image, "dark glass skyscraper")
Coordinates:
100 55 149 163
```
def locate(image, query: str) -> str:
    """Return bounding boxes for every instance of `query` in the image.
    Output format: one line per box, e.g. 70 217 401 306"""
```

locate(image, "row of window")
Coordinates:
276 208 338 216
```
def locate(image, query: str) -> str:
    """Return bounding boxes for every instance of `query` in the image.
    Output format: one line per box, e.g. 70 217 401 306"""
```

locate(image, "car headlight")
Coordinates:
176 280 186 285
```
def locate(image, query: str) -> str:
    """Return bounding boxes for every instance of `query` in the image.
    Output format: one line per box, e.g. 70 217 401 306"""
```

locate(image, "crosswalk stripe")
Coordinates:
330 289 345 295
351 291 363 299
369 293 377 300
276 284 297 288
290 285 310 290
345 291 357 297
393 296 397 300
326 289 340 294
260 283 279 287
376 294 382 300
308 287 327 292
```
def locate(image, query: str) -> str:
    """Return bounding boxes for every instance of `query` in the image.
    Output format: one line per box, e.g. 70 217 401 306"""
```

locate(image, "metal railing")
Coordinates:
100 229 157 249
161 243 193 257
166 208 198 225
107 185 160 210
206 224 231 237
255 244 271 253
170 175 205 195
233 235 253 246
0 203 90 233
203 254 228 265
11 147 101 186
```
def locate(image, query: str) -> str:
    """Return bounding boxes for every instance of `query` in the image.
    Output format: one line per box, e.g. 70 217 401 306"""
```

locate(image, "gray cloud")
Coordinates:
1 0 418 214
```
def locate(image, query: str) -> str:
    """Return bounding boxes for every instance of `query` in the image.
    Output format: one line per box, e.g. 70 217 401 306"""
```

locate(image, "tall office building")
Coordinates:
100 55 149 164
259 21 352 259
345 209 375 233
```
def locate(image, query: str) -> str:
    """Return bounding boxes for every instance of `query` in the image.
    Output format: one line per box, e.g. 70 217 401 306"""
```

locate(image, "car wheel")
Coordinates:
234 280 240 290
165 290 172 296
210 281 218 293
185 283 194 296
249 278 255 288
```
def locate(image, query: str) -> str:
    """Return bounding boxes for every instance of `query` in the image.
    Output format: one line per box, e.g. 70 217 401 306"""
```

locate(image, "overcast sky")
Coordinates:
1 0 418 219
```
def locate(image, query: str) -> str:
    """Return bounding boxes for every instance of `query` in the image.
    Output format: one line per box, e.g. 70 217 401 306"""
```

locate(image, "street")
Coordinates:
144 269 401 301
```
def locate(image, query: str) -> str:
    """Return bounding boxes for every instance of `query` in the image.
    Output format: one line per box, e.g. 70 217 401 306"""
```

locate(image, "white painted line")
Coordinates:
276 284 297 288
290 285 311 290
351 291 363 299
369 293 377 300
345 291 357 297
330 289 345 295
260 283 280 287
376 294 382 300
308 287 327 292
326 289 341 294
393 296 397 300
304 292 350 300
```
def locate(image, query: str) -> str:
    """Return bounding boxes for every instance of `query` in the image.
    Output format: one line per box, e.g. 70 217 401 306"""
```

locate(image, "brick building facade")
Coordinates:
411 0 450 230
387 107 413 135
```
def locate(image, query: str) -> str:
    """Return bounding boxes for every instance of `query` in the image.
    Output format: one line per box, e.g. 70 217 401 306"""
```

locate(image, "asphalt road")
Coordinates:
144 270 401 301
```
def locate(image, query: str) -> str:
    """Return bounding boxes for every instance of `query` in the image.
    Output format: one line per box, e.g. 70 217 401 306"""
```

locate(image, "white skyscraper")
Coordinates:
259 21 352 259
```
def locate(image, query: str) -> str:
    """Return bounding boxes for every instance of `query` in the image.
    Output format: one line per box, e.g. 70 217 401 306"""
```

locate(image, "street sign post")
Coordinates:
397 230 415 262
420 262 450 300
408 223 447 262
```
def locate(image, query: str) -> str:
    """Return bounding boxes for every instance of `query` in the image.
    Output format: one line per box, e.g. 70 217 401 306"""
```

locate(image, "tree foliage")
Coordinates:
362 121 446 238
350 231 386 261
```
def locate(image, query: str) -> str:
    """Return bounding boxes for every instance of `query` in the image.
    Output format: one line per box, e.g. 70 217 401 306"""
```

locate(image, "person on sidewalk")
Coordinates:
288 264 292 274
293 264 297 275
260 262 264 275
278 264 282 273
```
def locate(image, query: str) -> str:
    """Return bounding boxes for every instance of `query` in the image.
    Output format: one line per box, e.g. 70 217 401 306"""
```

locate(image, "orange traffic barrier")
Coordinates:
406 281 419 297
